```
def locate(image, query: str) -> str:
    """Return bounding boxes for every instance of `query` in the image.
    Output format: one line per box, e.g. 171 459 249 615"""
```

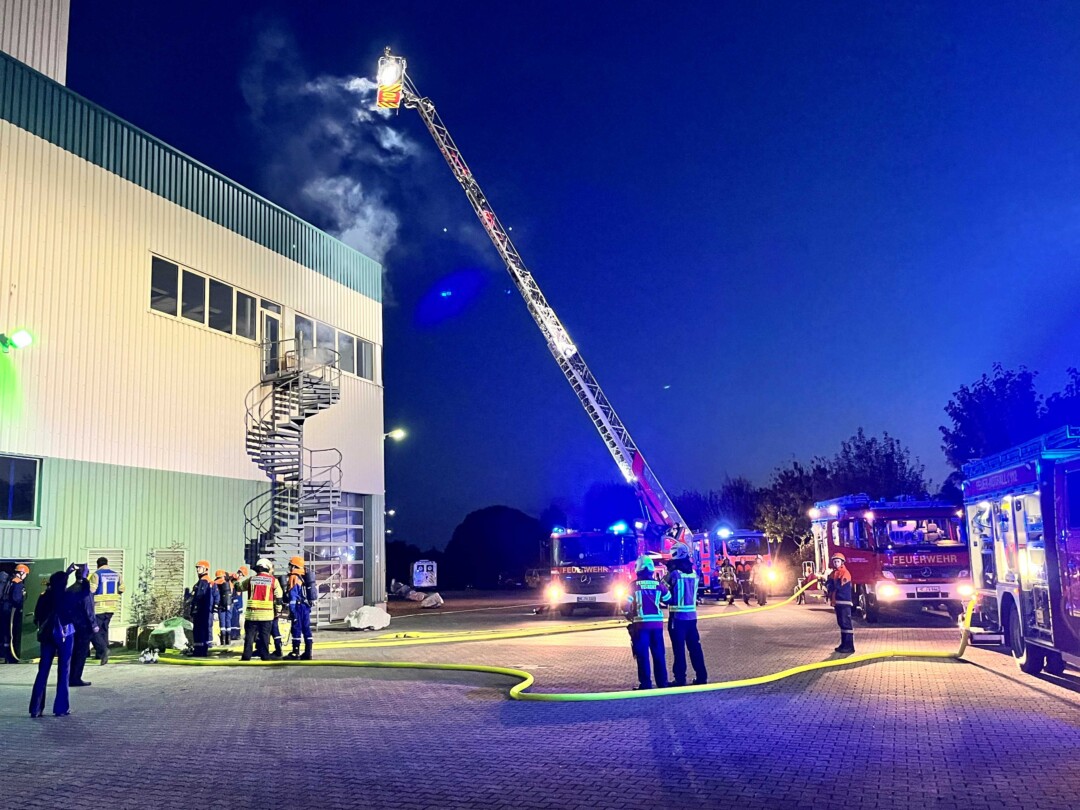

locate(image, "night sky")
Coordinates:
66 2 1080 547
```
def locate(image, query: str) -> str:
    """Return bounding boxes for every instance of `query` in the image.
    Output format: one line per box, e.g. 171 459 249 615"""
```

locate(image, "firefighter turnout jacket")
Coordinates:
240 573 283 621
826 566 853 606
626 577 667 629
663 568 698 620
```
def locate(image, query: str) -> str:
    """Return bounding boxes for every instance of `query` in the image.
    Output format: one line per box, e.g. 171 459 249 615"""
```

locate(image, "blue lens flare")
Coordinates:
415 269 488 328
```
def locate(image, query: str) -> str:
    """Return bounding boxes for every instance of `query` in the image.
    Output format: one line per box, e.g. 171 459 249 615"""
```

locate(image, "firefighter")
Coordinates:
736 561 750 605
718 557 738 605
189 561 216 657
1 563 29 663
663 544 707 686
268 561 284 659
623 556 668 690
750 554 768 606
239 559 283 662
229 566 247 641
213 570 232 647
285 556 316 660
88 557 124 664
825 552 855 654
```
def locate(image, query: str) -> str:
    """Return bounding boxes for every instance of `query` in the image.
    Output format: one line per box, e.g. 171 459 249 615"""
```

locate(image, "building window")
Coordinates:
207 279 234 334
338 333 356 375
0 454 40 523
358 339 374 381
150 257 178 316
295 315 314 356
236 292 257 340
149 256 257 342
181 271 206 323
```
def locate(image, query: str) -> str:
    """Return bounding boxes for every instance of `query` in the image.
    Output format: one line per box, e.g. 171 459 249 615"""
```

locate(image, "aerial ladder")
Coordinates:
375 49 689 553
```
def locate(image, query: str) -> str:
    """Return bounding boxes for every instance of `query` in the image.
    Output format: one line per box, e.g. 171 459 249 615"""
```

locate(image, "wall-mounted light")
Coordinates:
0 329 32 352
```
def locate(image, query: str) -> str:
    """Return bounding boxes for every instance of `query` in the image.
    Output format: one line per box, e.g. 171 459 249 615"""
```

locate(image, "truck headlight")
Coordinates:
957 583 974 598
545 583 564 604
613 584 628 602
766 569 777 582
877 582 900 600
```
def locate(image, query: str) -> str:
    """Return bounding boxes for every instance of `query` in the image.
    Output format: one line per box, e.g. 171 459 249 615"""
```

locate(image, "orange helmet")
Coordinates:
288 556 305 570
830 552 846 564
238 565 250 576
215 569 227 578
196 560 210 570
14 563 30 577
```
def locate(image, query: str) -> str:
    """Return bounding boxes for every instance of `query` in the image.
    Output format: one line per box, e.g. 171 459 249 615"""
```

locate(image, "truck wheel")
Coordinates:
858 590 879 624
1044 651 1067 676
946 602 964 622
1008 602 1044 675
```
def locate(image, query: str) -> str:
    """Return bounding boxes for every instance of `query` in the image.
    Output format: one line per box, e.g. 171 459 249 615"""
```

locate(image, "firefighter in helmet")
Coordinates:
213 570 232 647
718 557 738 605
662 543 707 686
1 563 30 663
623 556 669 690
285 556 316 660
268 561 285 659
230 565 248 641
189 561 216 657
825 552 855 654
239 559 283 661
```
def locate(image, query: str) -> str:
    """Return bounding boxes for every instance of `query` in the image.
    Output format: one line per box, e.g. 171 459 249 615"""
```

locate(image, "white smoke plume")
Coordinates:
240 28 419 265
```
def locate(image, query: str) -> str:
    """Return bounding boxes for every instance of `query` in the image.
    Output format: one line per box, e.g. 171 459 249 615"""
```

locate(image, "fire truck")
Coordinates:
375 50 699 609
962 426 1080 676
695 529 781 599
541 525 637 616
809 494 972 622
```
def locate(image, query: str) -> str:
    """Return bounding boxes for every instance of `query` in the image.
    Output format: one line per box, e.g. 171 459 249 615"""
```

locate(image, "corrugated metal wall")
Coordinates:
0 118 384 497
0 50 382 301
0 0 69 85
0 457 264 621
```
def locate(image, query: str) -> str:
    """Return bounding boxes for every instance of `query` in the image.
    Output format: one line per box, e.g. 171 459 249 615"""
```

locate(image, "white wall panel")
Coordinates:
0 0 69 84
0 120 384 495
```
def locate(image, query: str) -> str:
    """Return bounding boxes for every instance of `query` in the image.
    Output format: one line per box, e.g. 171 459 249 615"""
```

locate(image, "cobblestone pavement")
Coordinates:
1 602 1078 810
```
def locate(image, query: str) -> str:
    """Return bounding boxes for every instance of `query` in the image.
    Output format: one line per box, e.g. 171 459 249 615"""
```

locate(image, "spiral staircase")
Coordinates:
244 338 342 578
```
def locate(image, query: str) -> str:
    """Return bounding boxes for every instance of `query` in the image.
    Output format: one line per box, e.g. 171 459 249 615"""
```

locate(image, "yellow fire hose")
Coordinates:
157 597 976 702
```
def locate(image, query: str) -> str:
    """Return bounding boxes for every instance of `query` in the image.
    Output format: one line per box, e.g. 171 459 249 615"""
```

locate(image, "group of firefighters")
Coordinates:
623 544 855 689
186 556 317 662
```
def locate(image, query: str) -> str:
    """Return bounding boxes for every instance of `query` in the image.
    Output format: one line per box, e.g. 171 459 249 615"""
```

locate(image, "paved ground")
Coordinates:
2 595 1079 810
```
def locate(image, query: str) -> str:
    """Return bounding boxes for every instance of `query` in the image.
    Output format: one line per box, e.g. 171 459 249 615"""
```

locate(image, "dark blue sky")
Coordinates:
68 2 1080 547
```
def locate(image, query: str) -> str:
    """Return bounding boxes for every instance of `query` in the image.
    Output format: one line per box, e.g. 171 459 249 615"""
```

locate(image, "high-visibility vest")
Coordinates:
630 580 664 624
667 571 698 615
244 574 279 621
90 568 123 614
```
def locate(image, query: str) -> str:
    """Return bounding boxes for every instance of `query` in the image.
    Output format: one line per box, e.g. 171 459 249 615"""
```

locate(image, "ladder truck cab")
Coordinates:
963 426 1080 677
542 524 640 616
694 529 781 600
810 494 971 623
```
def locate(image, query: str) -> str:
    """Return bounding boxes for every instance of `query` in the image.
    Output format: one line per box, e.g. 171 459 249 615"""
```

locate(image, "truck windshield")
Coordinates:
726 536 769 557
555 536 633 567
873 518 962 549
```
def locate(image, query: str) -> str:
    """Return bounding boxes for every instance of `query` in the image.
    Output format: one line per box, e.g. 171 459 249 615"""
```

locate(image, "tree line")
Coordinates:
388 364 1080 588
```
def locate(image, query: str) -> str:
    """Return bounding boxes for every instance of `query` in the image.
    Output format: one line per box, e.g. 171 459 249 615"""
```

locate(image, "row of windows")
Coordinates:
149 256 377 382
0 454 39 523
151 257 258 340
295 315 375 381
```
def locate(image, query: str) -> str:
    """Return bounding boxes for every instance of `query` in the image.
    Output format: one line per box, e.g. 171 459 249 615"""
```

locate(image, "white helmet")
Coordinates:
671 542 691 561
255 558 271 572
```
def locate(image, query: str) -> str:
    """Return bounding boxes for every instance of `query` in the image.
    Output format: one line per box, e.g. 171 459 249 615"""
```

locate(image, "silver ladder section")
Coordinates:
243 338 342 625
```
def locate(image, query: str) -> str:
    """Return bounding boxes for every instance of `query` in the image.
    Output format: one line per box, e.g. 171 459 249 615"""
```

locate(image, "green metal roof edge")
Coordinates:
0 51 382 303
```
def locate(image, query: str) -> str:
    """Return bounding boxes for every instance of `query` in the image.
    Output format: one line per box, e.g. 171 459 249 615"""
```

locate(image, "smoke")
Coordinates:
240 28 418 266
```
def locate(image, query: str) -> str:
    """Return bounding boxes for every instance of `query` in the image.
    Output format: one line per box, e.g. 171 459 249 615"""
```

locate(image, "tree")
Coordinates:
442 506 548 589
826 428 928 499
537 501 569 533
756 460 825 552
674 477 761 531
940 364 1044 469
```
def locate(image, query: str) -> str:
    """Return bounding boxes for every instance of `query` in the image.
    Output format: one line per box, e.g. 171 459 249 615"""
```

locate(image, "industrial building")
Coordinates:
0 0 386 649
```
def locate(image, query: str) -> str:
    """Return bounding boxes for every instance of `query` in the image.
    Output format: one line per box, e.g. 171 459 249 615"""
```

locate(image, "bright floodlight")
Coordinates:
0 329 32 352
377 56 404 87
717 528 732 540
384 428 407 441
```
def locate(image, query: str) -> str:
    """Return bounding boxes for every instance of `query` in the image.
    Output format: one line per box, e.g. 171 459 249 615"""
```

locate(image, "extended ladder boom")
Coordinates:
377 50 686 536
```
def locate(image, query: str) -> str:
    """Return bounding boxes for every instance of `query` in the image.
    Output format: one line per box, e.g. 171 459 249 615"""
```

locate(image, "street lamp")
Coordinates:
384 428 407 441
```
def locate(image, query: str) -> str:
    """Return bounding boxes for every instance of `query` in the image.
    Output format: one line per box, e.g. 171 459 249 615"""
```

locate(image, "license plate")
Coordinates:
916 587 938 595
576 596 596 603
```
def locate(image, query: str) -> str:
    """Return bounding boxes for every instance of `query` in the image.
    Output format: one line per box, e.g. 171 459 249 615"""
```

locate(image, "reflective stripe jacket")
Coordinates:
627 578 667 628
826 567 853 606
241 574 283 621
286 574 312 610
89 568 123 615
663 570 698 620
